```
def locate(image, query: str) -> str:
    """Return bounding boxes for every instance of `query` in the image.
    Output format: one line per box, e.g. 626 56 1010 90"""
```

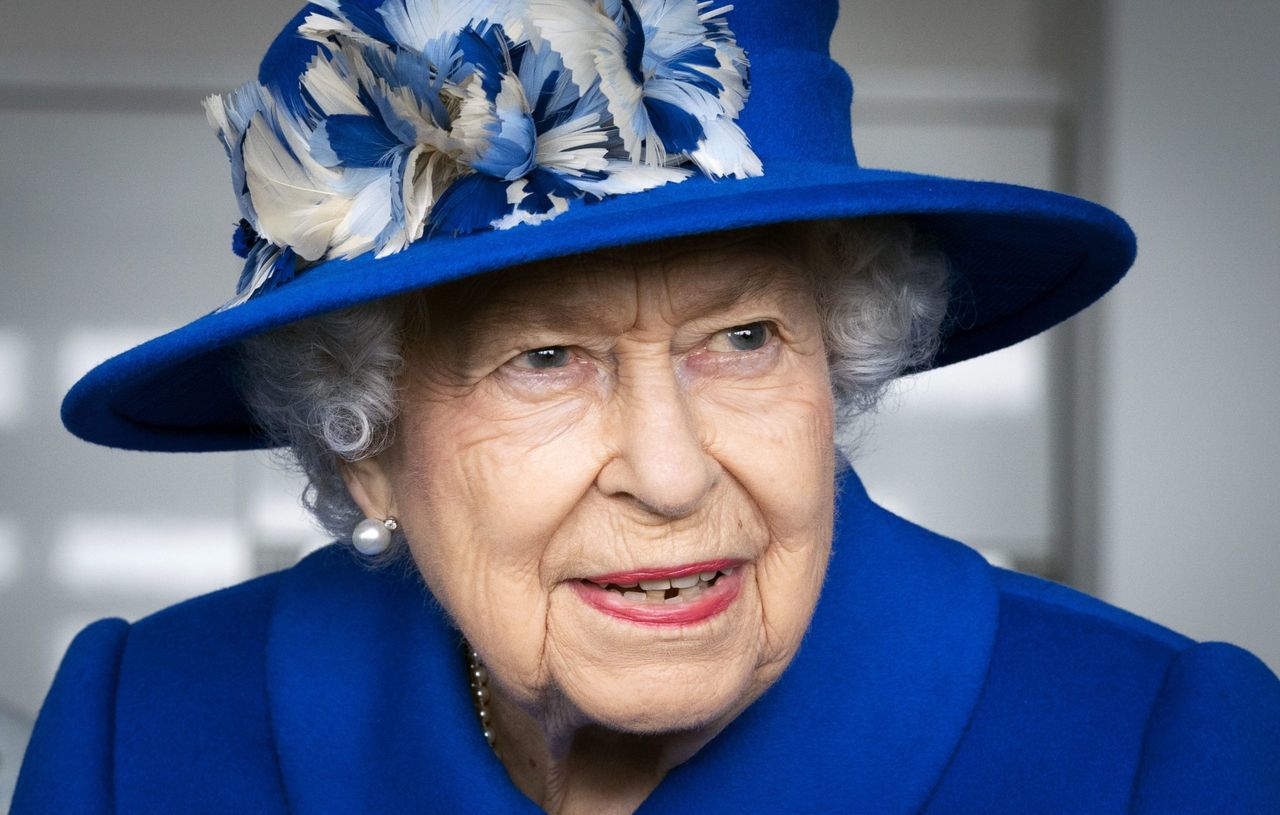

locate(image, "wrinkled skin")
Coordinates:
344 229 837 814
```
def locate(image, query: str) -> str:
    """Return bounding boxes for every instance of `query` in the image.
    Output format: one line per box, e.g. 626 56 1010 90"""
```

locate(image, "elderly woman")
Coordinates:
13 1 1279 813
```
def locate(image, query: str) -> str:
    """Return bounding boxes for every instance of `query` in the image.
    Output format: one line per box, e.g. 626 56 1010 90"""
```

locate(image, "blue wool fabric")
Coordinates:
13 470 1280 814
60 0 1137 454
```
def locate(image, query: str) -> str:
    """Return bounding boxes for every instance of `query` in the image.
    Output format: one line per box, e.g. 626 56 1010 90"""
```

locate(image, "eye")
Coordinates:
509 346 572 370
708 322 774 353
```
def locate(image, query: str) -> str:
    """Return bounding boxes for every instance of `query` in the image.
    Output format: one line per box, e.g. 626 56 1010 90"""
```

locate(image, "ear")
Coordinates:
340 455 398 521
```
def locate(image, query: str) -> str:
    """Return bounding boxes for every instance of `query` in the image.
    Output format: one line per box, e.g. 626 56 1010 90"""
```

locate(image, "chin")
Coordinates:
563 653 761 735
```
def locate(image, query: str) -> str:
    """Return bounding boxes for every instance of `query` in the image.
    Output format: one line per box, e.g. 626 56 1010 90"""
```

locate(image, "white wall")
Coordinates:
1101 0 1280 670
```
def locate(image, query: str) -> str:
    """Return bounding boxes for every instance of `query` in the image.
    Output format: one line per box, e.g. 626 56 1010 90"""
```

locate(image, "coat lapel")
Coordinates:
266 468 998 813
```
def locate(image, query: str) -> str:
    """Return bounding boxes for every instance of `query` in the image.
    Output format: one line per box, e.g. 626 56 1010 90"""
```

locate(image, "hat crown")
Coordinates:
725 0 855 165
720 0 840 55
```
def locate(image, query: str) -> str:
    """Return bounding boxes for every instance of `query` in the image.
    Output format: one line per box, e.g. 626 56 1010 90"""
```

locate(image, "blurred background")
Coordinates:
1 0 1278 803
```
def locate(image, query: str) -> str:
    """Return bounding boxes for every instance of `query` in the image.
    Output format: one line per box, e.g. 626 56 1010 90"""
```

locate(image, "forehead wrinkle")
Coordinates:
581 247 808 331
659 257 808 323
483 259 798 340
455 256 636 354
600 227 811 315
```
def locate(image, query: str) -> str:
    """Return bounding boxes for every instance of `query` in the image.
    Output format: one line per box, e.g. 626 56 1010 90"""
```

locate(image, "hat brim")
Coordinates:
62 161 1135 452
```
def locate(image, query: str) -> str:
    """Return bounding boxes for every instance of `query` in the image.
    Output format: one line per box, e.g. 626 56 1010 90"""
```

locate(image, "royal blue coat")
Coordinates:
13 471 1280 813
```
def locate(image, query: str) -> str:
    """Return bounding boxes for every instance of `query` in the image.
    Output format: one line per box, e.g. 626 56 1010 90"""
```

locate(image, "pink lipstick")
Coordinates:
571 560 745 626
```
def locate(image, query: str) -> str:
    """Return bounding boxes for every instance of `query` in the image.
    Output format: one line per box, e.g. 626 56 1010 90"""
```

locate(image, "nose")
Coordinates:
596 354 718 520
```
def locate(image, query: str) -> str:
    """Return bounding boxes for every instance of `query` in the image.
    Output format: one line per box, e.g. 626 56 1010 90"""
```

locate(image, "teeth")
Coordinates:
590 566 737 604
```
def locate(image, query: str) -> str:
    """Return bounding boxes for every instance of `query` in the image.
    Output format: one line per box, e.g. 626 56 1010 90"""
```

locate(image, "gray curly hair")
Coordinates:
237 217 951 541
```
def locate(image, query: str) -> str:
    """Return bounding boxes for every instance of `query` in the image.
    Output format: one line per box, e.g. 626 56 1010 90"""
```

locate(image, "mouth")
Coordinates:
570 560 745 626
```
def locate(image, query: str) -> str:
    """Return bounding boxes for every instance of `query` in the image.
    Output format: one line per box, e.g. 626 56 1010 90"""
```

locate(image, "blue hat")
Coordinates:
62 0 1135 452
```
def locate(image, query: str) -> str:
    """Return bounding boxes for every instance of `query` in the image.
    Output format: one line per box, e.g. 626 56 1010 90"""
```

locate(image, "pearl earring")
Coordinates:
352 516 399 556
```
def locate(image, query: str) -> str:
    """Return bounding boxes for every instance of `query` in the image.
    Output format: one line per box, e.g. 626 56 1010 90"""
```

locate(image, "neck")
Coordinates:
485 681 721 815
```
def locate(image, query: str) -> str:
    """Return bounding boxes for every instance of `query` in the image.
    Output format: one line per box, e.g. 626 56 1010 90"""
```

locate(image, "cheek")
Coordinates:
698 352 836 538
696 353 836 665
390 387 608 691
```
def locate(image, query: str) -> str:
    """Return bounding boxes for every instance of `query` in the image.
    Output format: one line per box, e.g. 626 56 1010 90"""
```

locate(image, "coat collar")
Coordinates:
266 468 999 813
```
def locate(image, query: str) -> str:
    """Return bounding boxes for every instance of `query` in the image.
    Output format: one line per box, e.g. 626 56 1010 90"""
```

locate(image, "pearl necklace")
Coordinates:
466 646 500 756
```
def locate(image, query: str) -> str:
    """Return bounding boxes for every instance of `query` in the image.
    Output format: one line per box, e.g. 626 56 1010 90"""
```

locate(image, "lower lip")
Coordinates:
570 567 745 627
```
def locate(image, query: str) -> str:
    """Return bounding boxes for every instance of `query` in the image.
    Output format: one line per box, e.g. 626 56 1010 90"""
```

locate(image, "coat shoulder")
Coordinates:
112 565 293 812
924 565 1280 813
11 618 128 814
11 548 355 814
990 566 1193 651
1130 640 1280 813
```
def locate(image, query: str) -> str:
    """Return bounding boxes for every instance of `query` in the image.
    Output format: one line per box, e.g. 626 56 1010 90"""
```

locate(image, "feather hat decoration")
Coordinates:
204 0 760 309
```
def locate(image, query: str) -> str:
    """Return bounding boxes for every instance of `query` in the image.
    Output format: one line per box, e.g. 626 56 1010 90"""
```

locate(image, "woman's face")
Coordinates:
361 229 837 733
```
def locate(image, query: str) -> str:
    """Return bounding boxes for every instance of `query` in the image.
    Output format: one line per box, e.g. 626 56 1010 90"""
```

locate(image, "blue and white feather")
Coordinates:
606 0 760 177
205 0 761 308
